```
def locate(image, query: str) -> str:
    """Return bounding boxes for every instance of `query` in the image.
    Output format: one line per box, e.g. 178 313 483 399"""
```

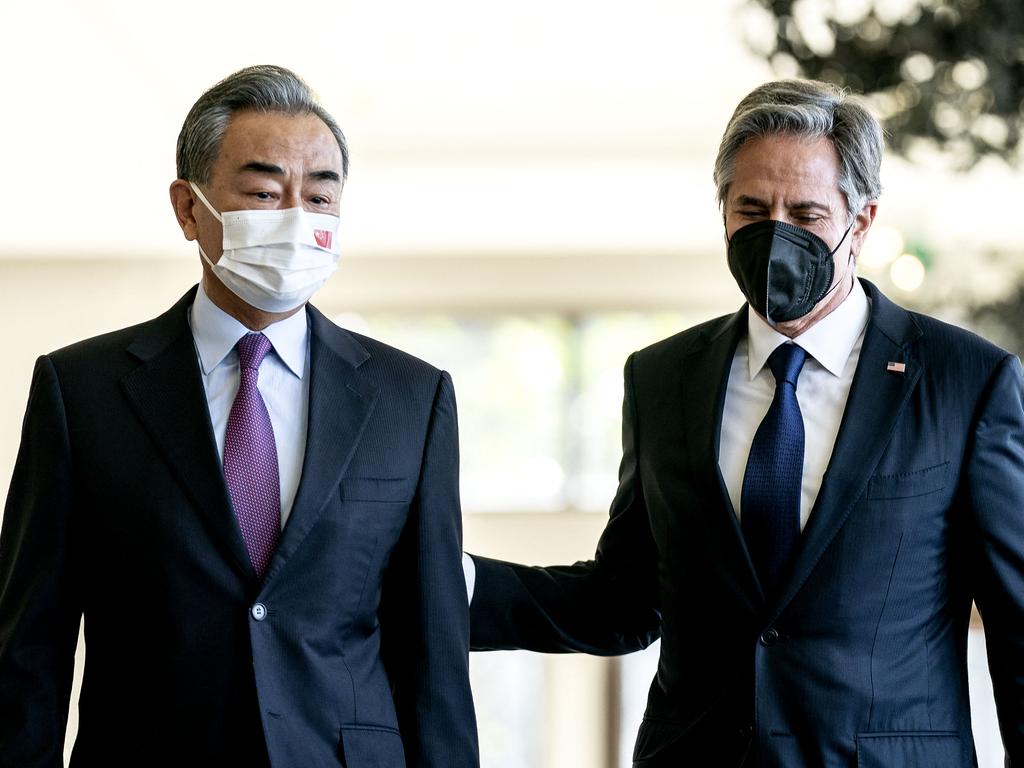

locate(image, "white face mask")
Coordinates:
190 183 341 313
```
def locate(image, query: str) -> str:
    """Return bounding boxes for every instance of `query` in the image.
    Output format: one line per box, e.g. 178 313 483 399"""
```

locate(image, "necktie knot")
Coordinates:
237 333 272 372
767 343 807 387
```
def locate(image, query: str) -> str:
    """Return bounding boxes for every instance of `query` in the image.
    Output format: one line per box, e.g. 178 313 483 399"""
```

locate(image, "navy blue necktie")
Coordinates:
742 343 807 592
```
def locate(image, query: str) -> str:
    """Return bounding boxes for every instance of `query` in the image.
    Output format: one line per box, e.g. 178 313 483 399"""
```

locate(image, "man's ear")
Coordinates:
169 179 199 241
850 200 878 258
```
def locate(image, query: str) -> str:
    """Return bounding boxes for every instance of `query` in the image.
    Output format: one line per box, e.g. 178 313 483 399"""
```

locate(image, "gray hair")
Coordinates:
176 64 349 184
713 79 883 220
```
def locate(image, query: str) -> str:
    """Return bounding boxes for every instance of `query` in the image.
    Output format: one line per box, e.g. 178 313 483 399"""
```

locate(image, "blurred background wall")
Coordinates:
0 0 1020 765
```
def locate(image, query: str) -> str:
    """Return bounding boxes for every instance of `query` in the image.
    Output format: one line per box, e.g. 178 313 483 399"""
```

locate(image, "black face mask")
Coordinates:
727 219 852 325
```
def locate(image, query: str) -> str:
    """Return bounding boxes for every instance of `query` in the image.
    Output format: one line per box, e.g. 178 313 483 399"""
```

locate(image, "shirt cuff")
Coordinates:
461 552 476 604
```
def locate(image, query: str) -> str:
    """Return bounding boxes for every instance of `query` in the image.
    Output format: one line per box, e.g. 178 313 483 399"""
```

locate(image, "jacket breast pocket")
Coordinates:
856 731 961 767
340 476 413 504
866 461 950 500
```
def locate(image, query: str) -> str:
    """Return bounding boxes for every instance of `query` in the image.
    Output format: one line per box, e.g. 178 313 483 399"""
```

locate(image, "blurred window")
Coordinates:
471 651 546 768
334 311 698 513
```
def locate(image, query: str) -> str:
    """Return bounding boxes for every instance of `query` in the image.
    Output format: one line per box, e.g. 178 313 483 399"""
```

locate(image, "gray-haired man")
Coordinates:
0 65 479 767
467 79 1024 766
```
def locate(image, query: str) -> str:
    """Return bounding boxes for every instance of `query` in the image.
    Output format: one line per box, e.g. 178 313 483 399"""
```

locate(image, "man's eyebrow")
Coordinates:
790 200 830 211
237 162 341 184
309 169 342 183
733 195 769 208
732 195 831 212
239 161 284 175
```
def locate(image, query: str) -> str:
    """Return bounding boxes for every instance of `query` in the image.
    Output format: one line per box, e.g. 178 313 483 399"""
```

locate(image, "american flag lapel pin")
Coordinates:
886 361 906 374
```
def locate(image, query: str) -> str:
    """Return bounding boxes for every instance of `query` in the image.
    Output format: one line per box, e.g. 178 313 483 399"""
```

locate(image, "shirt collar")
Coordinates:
189 283 308 378
746 277 869 380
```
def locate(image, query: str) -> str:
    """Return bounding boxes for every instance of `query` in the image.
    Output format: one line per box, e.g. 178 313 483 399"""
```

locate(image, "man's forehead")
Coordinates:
728 135 842 200
216 111 342 173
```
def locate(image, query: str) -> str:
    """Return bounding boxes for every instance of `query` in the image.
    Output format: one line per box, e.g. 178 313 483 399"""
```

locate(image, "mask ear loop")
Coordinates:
817 218 858 304
189 182 225 271
189 182 224 223
828 219 856 258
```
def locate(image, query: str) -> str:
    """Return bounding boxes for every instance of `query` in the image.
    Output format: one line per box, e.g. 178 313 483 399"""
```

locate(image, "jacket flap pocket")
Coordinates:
340 477 413 503
856 731 961 767
339 724 405 768
633 717 686 762
867 461 950 500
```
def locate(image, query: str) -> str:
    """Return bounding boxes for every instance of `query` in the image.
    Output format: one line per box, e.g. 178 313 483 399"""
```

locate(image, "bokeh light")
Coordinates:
889 253 926 292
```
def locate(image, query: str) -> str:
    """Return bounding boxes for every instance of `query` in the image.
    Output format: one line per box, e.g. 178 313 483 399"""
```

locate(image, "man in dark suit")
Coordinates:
0 65 478 768
467 79 1024 766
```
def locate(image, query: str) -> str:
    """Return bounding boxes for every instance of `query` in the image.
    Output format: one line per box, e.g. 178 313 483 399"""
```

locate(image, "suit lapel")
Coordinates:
769 280 923 619
120 286 255 582
677 308 765 603
263 305 379 582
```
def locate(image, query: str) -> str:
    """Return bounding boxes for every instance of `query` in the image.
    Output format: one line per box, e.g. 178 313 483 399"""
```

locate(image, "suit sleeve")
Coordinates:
468 352 662 655
380 371 479 768
0 356 82 768
968 354 1024 764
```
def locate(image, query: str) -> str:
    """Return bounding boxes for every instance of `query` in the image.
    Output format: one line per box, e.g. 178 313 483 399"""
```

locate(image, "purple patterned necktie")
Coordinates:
223 332 281 579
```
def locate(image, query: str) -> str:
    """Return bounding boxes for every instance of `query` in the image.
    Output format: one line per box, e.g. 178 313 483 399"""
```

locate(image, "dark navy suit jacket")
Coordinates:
0 287 479 768
470 280 1024 767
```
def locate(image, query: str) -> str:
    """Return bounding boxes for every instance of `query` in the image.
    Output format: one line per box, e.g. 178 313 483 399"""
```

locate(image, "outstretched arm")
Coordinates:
469 353 662 655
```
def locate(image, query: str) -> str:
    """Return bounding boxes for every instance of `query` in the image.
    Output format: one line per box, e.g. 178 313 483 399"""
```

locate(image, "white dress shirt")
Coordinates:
188 284 310 528
719 279 870 530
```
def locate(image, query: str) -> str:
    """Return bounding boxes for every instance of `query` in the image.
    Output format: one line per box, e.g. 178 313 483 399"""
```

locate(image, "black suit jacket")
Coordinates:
0 287 479 768
470 280 1024 767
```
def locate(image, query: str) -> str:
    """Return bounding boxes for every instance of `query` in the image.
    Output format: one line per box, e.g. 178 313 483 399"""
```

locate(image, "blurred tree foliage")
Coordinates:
745 0 1024 354
963 283 1024 358
743 0 1024 170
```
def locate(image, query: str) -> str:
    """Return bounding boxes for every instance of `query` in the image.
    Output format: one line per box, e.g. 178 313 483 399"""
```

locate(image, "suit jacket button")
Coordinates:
738 724 753 738
760 627 779 646
251 602 268 621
